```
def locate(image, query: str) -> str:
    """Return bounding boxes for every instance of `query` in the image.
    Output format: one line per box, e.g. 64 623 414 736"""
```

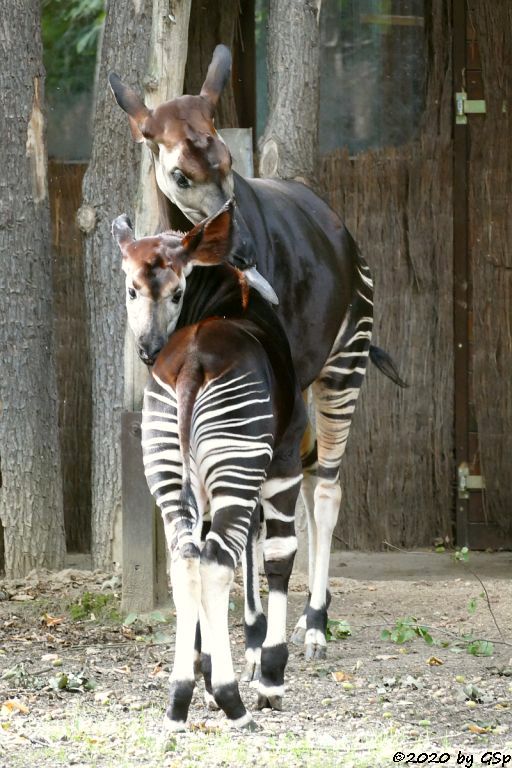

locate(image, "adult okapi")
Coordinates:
109 45 405 661
112 201 306 730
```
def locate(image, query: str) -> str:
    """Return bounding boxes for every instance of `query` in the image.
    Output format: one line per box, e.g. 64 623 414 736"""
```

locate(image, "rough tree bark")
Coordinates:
80 0 153 569
124 0 192 415
0 0 65 577
258 0 321 569
259 0 320 185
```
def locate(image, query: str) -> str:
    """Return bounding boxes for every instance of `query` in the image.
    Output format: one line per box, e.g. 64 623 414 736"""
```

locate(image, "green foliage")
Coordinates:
466 639 494 657
68 591 120 622
42 0 105 96
381 616 434 646
326 618 352 641
454 545 470 563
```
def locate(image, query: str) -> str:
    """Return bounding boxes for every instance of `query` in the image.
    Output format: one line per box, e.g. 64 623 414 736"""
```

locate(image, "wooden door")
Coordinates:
453 0 512 549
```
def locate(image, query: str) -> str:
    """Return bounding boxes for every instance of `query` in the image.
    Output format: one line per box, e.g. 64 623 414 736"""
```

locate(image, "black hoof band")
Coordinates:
213 682 247 721
167 679 195 723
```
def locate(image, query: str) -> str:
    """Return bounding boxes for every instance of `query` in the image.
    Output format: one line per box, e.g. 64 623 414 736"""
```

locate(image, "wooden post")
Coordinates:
121 413 168 613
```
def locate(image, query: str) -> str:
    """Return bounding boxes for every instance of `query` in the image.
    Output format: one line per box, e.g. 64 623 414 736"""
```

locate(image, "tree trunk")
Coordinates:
185 0 240 128
0 0 65 577
81 0 153 570
259 0 320 185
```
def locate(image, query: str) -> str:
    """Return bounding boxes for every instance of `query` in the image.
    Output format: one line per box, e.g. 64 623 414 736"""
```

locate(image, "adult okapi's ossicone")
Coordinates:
110 45 405 660
113 201 305 730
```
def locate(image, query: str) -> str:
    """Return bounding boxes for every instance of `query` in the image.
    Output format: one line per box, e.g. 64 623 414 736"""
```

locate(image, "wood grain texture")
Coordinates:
468 3 512 533
49 161 91 553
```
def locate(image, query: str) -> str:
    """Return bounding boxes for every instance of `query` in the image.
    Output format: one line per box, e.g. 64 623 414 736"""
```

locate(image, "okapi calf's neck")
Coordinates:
113 202 306 732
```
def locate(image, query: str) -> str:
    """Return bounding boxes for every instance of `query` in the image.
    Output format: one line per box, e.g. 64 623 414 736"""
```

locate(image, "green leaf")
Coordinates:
123 613 138 626
468 597 478 615
467 640 494 657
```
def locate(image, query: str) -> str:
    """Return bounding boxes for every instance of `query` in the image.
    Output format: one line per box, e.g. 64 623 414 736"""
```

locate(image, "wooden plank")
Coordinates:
49 161 91 553
233 0 256 134
121 412 168 613
453 0 469 547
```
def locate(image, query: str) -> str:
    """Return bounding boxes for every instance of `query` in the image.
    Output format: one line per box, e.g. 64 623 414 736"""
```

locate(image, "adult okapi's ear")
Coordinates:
199 45 232 111
181 199 234 267
108 73 151 143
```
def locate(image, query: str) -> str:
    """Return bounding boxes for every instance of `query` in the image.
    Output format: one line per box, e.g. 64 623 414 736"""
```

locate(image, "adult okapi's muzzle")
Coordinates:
137 336 166 367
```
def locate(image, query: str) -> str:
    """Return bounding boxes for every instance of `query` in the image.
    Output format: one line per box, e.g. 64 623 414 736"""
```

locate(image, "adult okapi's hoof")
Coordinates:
290 625 306 646
256 693 283 711
304 642 327 661
239 718 260 732
241 661 261 683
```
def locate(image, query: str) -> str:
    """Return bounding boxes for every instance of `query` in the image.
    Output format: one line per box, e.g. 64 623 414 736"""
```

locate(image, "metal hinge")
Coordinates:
458 462 486 499
455 91 486 124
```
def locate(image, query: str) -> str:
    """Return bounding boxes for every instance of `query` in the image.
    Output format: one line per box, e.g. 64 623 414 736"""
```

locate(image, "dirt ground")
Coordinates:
0 551 511 767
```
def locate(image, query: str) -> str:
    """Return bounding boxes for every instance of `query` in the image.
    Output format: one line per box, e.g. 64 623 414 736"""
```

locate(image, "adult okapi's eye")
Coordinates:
172 289 183 304
172 169 191 189
128 287 137 300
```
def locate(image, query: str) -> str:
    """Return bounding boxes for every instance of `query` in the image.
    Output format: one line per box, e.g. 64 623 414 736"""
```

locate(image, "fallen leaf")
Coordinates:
11 594 34 602
468 724 490 734
113 665 131 675
331 671 353 683
1 700 29 715
427 656 444 666
41 614 64 627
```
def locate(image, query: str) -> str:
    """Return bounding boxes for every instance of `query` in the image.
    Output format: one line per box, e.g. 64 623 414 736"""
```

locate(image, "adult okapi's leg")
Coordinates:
297 265 374 660
257 471 301 710
291 408 318 646
241 504 267 683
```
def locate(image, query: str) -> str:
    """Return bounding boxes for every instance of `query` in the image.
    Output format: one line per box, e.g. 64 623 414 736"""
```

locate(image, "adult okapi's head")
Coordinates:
109 46 233 224
112 201 234 366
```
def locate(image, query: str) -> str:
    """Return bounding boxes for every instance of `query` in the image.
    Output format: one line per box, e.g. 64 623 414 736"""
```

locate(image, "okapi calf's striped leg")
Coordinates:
200 507 259 731
241 504 267 683
256 473 301 710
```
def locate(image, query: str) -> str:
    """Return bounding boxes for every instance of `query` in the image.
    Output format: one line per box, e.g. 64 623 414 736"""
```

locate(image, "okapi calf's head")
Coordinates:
109 46 277 305
112 201 237 366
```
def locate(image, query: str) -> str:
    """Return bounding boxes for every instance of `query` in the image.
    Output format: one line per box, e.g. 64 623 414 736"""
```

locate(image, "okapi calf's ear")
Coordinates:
112 214 134 250
200 44 232 112
108 73 152 143
181 199 234 268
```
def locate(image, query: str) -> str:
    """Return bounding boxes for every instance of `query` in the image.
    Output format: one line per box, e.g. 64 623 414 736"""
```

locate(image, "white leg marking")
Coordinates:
263 591 288 648
170 557 201 682
200 561 236 688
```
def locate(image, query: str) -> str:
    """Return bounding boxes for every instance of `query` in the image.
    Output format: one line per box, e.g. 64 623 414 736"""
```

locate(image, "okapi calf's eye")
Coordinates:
128 287 137 300
172 169 191 189
172 289 183 304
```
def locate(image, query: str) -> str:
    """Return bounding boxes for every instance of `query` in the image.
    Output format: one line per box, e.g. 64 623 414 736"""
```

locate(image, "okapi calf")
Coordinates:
113 201 306 731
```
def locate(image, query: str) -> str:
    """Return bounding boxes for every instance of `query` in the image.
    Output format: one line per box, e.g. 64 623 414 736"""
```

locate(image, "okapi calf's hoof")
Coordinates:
304 636 327 661
256 692 283 711
241 660 261 684
290 625 306 646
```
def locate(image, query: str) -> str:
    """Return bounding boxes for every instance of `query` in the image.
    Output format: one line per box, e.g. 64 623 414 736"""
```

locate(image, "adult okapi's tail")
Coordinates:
369 345 408 388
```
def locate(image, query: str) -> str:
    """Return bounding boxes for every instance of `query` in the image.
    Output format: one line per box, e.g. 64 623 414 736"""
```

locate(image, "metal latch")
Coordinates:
458 462 486 499
455 91 486 124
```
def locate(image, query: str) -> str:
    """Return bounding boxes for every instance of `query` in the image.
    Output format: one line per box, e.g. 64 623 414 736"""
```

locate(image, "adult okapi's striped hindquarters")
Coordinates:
291 256 374 660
